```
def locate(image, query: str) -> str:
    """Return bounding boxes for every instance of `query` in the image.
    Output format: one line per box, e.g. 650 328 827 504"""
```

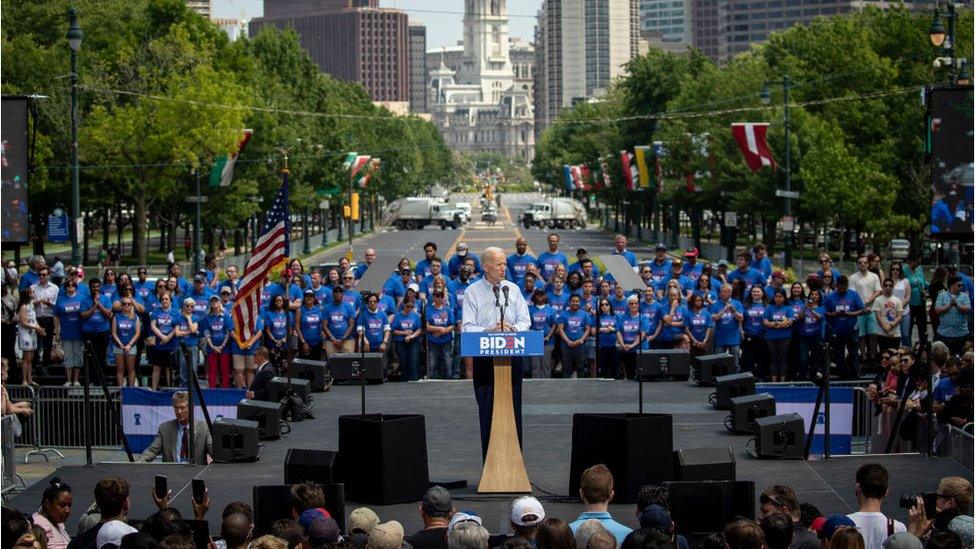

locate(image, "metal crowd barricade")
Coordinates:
941 423 974 470
31 386 122 450
2 414 26 499
3 385 63 462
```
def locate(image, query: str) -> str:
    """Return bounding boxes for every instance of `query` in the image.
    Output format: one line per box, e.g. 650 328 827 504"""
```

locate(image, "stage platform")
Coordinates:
8 378 970 536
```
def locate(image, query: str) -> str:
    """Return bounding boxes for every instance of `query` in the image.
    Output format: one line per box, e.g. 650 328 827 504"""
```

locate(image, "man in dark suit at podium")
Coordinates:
461 247 531 460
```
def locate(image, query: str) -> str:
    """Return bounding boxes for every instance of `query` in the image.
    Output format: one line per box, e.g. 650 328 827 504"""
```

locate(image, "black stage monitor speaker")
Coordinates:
728 393 776 435
253 483 346 536
212 418 260 463
692 354 736 386
269 377 311 403
755 413 805 459
285 448 337 485
569 413 674 503
337 414 429 504
290 358 330 392
664 480 755 537
638 349 690 380
711 373 756 409
237 399 282 440
674 447 735 481
330 353 386 384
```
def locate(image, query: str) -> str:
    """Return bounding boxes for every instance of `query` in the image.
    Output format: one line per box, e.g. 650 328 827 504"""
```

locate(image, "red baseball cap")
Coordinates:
684 248 699 258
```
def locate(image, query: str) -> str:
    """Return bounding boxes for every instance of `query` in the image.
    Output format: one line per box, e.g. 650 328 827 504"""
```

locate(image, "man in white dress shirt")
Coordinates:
462 247 531 460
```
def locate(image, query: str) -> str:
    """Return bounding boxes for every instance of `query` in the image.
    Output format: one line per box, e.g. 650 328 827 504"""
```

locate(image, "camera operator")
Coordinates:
907 477 973 544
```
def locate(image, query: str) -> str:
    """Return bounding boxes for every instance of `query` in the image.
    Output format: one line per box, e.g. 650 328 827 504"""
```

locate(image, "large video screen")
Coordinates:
1 97 30 244
930 88 974 238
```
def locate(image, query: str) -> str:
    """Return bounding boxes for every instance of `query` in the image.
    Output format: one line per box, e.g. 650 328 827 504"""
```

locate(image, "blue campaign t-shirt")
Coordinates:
547 290 570 315
133 281 154 305
323 301 356 340
763 304 794 340
799 305 826 338
609 296 630 316
187 288 213 316
727 268 766 289
360 308 390 348
750 257 773 280
536 252 568 281
610 249 637 267
693 288 718 305
415 259 434 280
54 293 86 341
100 283 118 303
177 312 202 348
382 276 406 302
559 309 591 341
425 304 455 345
298 304 324 345
710 299 743 346
151 307 179 351
264 310 291 341
114 314 139 345
507 253 537 281
823 289 864 336
640 300 663 338
685 307 713 342
656 273 694 296
596 313 617 347
391 311 422 342
375 294 398 318
449 278 473 318
743 303 767 337
310 284 330 305
616 313 648 349
648 260 669 286
530 304 556 343
933 377 957 403
82 294 113 334
682 262 704 279
204 313 231 347
661 304 688 341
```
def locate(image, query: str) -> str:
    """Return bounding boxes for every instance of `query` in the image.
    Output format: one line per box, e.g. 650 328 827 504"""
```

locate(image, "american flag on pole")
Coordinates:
232 171 290 345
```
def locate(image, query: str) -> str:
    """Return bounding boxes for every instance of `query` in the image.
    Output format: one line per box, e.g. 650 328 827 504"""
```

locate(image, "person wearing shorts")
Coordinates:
111 297 141 387
54 280 86 386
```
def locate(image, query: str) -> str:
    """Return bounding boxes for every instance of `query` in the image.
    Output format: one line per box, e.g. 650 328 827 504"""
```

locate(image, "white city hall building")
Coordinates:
428 0 535 161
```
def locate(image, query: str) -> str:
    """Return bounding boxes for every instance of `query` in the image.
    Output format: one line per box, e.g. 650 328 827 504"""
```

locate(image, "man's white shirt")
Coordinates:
461 278 530 333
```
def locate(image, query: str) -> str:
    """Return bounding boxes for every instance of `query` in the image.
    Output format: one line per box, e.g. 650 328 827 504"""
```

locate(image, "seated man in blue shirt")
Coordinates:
569 464 632 545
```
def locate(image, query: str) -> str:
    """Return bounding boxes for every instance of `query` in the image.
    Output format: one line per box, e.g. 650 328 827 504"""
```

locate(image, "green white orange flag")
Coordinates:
209 129 252 187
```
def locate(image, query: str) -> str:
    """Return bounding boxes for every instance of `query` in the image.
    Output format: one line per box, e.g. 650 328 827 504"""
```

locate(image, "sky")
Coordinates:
212 0 544 49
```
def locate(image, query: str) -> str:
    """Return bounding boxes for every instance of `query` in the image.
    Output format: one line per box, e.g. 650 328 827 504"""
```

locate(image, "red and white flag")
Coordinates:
620 150 639 190
731 123 776 172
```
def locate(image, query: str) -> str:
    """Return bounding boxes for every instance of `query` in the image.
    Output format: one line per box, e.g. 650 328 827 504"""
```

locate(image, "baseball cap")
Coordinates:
772 270 786 279
511 496 545 527
638 505 672 531
366 520 404 549
306 517 341 545
332 285 345 293
655 243 667 251
819 514 856 540
422 486 453 518
883 532 923 549
220 287 232 295
183 297 196 307
96 520 138 549
717 259 729 268
684 248 699 258
304 289 314 296
193 275 204 283
671 259 682 266
811 516 827 534
407 282 420 293
457 242 469 253
209 295 220 302
448 511 483 533
348 507 381 534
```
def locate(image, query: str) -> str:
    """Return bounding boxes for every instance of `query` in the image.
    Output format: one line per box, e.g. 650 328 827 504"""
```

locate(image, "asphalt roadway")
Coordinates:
305 192 654 271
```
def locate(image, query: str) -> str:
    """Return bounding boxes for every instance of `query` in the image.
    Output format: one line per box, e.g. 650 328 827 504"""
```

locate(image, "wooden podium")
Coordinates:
460 332 543 493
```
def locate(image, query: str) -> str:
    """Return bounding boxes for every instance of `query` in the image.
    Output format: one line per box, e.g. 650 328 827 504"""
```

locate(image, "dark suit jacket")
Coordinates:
250 360 278 401
138 419 211 465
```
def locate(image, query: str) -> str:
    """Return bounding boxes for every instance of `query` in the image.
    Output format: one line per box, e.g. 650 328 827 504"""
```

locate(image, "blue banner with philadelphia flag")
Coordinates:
460 331 544 357
121 388 245 454
757 385 854 455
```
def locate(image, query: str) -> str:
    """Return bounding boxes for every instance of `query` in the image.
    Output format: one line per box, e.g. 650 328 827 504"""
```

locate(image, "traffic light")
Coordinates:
351 192 360 221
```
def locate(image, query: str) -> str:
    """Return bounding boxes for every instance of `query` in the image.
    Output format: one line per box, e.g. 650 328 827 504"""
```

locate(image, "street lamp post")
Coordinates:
192 169 202 273
761 76 795 270
67 8 84 267
930 2 969 85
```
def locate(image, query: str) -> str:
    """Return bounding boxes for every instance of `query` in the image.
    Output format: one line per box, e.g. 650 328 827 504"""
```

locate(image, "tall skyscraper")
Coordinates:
639 0 693 48
185 0 212 18
409 21 428 113
263 0 374 20
250 6 409 102
428 0 535 160
534 0 640 133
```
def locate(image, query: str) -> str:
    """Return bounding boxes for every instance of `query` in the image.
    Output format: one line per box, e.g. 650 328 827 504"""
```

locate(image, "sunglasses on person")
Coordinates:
122 301 134 307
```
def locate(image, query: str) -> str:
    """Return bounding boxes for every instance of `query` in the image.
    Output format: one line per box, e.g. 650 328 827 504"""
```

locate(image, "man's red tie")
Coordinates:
180 426 189 462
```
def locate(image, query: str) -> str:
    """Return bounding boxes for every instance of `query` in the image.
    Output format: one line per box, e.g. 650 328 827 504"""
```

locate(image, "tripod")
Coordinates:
81 340 133 465
803 340 832 460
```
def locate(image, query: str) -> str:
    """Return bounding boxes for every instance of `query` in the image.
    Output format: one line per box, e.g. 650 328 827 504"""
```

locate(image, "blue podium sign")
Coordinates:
460 331 544 357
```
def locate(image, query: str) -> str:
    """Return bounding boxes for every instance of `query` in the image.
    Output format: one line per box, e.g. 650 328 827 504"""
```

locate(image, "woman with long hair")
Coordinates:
566 271 584 296
17 288 43 386
685 293 713 357
595 298 618 378
888 263 912 347
798 289 826 382
662 287 690 351
263 295 290 367
392 298 422 381
149 292 178 390
111 295 141 386
204 297 232 388
295 290 324 361
694 274 717 307
616 296 649 380
763 288 795 383
741 285 768 378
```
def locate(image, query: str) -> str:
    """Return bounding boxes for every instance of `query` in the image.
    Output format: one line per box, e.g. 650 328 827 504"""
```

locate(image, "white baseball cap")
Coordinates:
96 519 137 548
510 496 546 526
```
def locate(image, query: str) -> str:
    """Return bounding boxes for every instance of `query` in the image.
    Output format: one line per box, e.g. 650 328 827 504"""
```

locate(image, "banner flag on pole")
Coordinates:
634 146 651 189
620 151 638 191
563 165 574 191
731 123 776 171
209 129 253 187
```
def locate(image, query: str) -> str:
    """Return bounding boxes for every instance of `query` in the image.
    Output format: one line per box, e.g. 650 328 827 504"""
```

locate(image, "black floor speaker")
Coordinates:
728 393 776 434
212 418 260 462
754 413 805 459
330 353 386 384
711 373 756 409
637 350 690 380
237 399 283 440
269 377 311 403
569 413 674 503
253 483 346 536
664 480 755 536
284 448 337 485
337 414 429 504
691 353 736 386
674 447 735 481
290 358 330 392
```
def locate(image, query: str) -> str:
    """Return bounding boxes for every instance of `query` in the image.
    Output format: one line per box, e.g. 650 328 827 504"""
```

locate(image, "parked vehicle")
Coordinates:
519 198 587 229
384 197 466 230
482 205 498 226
